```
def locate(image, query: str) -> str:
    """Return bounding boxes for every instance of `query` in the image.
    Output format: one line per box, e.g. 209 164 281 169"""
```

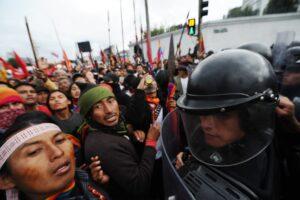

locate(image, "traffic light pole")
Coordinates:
198 0 203 58
198 0 202 40
197 0 208 58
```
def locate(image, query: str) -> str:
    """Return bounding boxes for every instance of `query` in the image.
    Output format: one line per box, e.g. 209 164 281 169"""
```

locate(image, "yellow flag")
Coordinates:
0 62 7 82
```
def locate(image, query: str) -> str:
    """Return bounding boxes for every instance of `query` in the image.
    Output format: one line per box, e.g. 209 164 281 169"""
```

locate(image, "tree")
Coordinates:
227 6 259 18
264 0 298 14
151 26 165 37
166 24 183 33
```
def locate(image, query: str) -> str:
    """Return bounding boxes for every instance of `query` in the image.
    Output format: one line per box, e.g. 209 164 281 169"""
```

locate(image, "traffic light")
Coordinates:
201 0 209 17
187 18 196 36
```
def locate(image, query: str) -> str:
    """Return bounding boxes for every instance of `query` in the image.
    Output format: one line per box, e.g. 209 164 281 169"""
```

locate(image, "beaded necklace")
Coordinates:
87 184 107 200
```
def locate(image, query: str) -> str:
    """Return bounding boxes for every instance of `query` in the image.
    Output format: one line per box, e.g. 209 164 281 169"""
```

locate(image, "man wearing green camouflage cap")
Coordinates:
78 86 160 200
79 86 118 126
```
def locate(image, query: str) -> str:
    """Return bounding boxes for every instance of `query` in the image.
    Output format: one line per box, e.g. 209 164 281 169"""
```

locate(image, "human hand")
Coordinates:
175 152 185 170
276 96 300 134
35 69 47 82
133 130 145 143
146 123 160 141
89 156 110 184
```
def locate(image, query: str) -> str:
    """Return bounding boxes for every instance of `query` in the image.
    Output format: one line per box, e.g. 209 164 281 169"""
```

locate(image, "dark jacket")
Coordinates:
84 129 157 200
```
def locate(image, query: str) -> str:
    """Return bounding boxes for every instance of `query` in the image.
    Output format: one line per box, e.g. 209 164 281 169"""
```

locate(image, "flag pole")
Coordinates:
52 20 72 72
175 11 190 58
25 17 39 68
107 10 111 50
52 20 63 50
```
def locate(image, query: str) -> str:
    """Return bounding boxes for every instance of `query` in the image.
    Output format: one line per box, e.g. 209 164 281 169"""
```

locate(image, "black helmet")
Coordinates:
285 46 300 71
176 49 279 167
237 43 272 63
177 49 278 114
288 40 300 48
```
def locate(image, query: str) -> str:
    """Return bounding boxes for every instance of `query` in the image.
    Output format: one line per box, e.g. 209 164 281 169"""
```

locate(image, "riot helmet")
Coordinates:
281 46 300 100
238 43 272 63
285 46 300 70
288 41 300 48
176 49 279 167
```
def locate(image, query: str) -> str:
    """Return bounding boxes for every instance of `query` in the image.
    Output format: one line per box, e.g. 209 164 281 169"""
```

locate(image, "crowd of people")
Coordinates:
0 41 300 200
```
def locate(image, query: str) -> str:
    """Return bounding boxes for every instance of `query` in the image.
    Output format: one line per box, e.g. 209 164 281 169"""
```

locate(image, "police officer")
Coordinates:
162 49 280 200
281 46 300 102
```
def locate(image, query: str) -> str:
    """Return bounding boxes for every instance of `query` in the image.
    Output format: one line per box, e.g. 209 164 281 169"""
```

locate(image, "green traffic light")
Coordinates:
189 27 195 35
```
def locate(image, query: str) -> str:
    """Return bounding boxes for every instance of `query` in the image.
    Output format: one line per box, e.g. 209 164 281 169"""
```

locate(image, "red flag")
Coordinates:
0 54 29 80
63 50 72 72
199 35 205 56
146 32 153 65
13 51 29 78
0 61 7 82
100 50 106 64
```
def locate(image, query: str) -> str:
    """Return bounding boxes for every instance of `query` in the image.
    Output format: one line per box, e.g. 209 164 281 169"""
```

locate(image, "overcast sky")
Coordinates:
0 0 242 60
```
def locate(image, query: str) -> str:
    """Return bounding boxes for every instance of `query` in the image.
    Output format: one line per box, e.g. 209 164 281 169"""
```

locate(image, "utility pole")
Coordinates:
133 0 138 44
140 15 144 48
144 0 153 64
25 17 39 68
120 0 125 62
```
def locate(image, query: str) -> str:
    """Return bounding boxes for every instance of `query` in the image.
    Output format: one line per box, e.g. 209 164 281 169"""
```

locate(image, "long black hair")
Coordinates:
47 90 73 112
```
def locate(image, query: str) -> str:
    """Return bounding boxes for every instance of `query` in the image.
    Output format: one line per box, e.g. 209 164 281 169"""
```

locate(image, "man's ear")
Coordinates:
0 174 16 190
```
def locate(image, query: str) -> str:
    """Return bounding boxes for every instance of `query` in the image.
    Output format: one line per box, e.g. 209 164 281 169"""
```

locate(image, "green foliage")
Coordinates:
166 24 183 32
149 24 184 37
151 26 165 37
264 0 298 14
227 6 259 18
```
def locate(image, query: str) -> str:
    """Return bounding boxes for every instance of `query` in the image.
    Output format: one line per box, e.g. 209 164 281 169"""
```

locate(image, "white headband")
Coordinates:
0 123 62 169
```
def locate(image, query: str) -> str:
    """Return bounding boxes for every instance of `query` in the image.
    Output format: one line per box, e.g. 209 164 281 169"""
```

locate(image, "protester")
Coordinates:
78 86 160 200
14 83 51 116
68 82 81 112
7 79 20 88
57 77 72 94
72 73 87 84
0 111 109 200
36 86 50 106
174 65 189 98
48 90 83 137
0 87 25 134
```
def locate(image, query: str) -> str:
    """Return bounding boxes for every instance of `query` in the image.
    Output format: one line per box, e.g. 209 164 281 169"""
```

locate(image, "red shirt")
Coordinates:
36 105 52 116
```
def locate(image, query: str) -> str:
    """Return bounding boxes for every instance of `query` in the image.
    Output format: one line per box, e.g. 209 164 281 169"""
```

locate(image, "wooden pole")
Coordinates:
25 17 39 68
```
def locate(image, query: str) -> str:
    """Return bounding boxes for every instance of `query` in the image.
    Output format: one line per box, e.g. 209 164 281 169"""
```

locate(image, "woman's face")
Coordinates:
49 91 71 111
6 130 75 198
70 84 81 99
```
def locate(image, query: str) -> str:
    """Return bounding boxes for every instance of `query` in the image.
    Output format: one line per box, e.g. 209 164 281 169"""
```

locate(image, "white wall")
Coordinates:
128 13 300 62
